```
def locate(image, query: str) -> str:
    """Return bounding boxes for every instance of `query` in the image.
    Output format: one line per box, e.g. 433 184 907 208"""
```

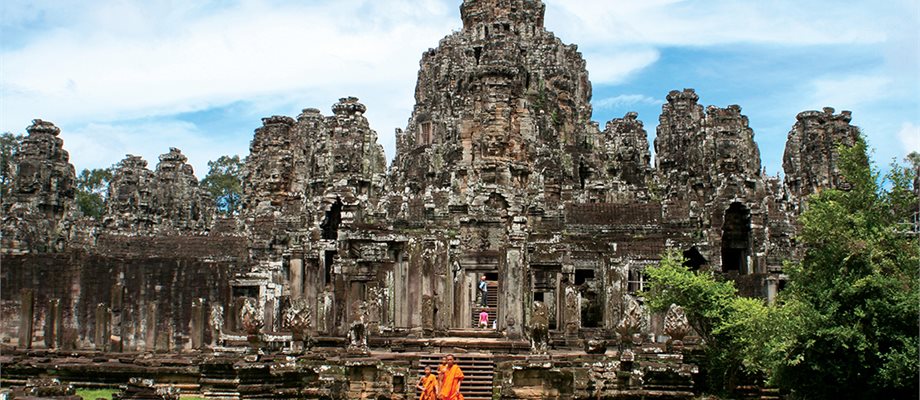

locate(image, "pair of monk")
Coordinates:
417 354 464 400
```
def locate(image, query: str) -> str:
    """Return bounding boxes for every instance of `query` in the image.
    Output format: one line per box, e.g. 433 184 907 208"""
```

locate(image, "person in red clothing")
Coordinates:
438 354 464 400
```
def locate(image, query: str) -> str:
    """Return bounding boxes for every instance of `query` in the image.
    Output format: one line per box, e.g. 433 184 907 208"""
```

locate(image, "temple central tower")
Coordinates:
391 0 604 217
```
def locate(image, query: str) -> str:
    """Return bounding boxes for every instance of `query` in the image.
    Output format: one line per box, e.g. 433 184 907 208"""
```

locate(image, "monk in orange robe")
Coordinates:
436 356 448 387
438 354 464 400
416 366 438 400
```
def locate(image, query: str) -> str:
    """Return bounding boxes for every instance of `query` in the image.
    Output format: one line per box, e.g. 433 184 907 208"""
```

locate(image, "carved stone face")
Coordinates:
15 162 39 194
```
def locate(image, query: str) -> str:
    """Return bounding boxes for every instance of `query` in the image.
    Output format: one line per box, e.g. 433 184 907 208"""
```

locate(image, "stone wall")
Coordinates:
0 251 241 351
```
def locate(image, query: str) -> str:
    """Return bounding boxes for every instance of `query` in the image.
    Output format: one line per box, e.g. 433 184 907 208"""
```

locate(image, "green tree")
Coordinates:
645 251 769 394
75 168 113 218
0 132 23 200
200 155 243 215
771 138 919 399
645 138 919 398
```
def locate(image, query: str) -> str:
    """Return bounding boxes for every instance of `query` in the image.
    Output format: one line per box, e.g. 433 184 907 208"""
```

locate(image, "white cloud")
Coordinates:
544 0 889 47
0 0 461 171
595 94 660 110
897 122 920 155
1 0 916 175
809 75 892 110
583 49 660 85
62 119 249 178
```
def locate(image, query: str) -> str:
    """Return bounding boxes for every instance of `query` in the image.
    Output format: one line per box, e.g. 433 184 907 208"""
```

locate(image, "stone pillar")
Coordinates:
44 299 62 349
145 303 157 352
190 298 205 350
765 276 778 305
156 322 171 353
209 304 224 347
502 217 528 339
19 289 34 349
94 303 109 351
110 284 124 352
290 258 304 299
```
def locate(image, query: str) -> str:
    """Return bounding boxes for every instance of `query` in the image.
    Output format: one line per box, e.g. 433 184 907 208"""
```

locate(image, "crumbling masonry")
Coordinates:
1 1 865 399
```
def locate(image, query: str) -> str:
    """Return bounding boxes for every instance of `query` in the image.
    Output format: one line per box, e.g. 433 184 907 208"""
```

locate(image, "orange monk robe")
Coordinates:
437 364 448 386
418 373 438 400
439 364 465 400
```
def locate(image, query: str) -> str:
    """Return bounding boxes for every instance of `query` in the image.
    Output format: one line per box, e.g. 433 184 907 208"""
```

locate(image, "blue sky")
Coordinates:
2 0 918 179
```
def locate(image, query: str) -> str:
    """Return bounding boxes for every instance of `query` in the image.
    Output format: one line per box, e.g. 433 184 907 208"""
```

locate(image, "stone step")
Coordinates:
416 353 494 400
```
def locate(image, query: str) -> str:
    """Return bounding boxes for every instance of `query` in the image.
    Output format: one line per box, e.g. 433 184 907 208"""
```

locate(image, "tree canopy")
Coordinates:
0 132 23 200
200 155 244 216
75 168 113 218
646 138 919 399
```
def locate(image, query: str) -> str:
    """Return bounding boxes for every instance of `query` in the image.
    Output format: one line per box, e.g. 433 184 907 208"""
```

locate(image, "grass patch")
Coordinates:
75 389 118 400
75 388 206 400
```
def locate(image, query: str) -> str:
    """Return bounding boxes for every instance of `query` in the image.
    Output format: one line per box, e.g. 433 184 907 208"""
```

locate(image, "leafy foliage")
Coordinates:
646 138 919 398
646 251 768 393
200 155 243 216
772 138 919 399
75 168 113 218
0 132 23 200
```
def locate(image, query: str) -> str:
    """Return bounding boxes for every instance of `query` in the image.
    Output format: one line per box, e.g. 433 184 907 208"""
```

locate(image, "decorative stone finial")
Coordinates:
461 0 546 31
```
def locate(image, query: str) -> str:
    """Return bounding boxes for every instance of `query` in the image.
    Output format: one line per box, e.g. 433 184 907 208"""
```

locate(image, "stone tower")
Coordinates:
1 120 76 253
783 107 860 208
390 0 609 219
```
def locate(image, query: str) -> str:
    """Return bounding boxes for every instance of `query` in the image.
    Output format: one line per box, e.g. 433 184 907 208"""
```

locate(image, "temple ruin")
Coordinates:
1 1 864 399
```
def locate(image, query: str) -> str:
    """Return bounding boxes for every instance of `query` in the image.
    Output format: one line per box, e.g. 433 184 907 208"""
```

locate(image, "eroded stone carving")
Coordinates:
664 304 691 341
240 297 263 336
1 120 75 253
530 301 549 354
616 296 645 346
347 300 369 354
284 298 312 352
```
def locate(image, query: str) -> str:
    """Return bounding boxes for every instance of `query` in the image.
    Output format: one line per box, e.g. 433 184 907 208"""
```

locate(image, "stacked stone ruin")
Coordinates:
1 0 871 398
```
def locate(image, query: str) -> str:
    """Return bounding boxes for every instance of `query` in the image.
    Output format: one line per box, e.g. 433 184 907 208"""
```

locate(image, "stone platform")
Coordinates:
0 338 697 400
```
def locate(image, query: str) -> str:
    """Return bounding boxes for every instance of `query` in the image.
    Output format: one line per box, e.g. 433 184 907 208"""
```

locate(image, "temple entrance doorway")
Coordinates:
458 270 498 329
531 266 560 330
721 202 752 274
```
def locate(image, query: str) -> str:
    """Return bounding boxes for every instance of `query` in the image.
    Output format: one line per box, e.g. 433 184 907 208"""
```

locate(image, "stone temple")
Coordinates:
1 1 863 399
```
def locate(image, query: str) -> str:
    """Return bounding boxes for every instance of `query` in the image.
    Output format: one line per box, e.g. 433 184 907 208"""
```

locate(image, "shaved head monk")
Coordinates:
439 354 464 400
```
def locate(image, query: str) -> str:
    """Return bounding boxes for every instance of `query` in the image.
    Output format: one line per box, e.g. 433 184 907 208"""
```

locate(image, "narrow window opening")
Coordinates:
324 251 336 285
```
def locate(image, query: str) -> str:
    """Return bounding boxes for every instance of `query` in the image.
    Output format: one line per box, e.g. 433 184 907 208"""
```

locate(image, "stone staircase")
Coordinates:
470 281 498 328
416 354 495 400
199 362 241 400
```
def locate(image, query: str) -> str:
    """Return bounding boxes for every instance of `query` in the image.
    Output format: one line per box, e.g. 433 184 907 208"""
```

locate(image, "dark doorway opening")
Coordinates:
575 269 602 328
321 199 343 240
683 247 707 271
721 202 752 273
574 269 595 285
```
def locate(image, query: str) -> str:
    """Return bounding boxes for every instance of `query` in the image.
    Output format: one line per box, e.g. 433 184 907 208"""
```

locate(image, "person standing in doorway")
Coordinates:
478 275 488 307
439 354 465 400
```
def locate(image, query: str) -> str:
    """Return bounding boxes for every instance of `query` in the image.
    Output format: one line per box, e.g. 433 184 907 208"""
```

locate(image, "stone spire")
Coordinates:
154 147 213 231
603 112 651 187
655 89 705 188
1 119 76 253
460 0 545 32
104 155 157 232
783 107 860 205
